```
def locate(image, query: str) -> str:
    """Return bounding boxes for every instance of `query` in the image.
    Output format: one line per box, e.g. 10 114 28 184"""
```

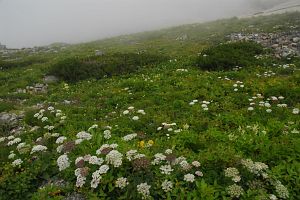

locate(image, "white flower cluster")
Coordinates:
17 142 28 153
233 81 244 92
31 145 48 154
0 137 6 143
274 181 289 199
256 70 276 78
201 101 211 111
115 177 129 189
126 150 138 161
226 184 244 198
161 180 173 192
160 165 173 175
56 136 67 144
165 149 172 154
152 153 166 165
91 169 102 188
180 160 191 171
192 161 201 167
224 167 241 182
57 154 70 171
183 173 195 182
12 158 23 167
176 68 188 72
292 108 299 115
88 124 98 132
88 156 104 165
8 151 16 159
103 130 111 139
122 133 137 141
75 168 86 188
96 143 118 155
241 159 268 176
76 131 92 144
105 150 123 167
137 182 151 199
7 137 21 146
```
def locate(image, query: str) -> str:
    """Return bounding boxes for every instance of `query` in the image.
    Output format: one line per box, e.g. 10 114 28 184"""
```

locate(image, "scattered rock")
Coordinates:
95 50 105 56
65 193 86 200
0 112 19 127
229 31 300 58
44 75 59 84
26 83 48 93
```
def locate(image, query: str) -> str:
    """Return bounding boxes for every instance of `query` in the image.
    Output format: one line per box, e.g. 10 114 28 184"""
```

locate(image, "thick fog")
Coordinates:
0 0 287 48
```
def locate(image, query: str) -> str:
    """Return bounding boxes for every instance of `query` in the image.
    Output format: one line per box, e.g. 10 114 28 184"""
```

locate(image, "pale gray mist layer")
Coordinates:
0 0 287 48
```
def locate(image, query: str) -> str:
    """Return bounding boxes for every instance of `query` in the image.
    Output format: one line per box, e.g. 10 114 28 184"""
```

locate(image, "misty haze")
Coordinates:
0 0 294 48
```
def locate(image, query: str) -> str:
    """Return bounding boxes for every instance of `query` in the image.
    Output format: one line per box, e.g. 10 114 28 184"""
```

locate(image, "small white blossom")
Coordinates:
99 164 110 174
76 131 92 140
160 165 173 175
103 130 111 139
41 117 48 122
184 173 195 182
115 177 129 189
132 116 139 121
123 110 130 115
292 108 299 115
123 133 137 141
161 180 173 192
192 161 201 167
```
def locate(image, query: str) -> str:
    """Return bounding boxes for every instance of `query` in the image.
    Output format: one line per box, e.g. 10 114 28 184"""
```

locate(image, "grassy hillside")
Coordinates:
0 12 299 200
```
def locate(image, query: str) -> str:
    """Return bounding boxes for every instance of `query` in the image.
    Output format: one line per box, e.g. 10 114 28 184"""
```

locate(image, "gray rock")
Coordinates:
44 75 59 84
293 37 300 43
65 193 86 200
0 112 18 127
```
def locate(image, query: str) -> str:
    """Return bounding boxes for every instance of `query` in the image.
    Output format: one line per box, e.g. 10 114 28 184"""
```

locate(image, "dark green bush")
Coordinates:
196 42 265 71
49 53 169 82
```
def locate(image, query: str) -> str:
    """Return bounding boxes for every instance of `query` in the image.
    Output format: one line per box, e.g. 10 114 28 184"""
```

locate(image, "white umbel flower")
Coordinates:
89 156 104 165
31 145 47 154
184 173 195 182
160 165 173 175
103 130 112 139
12 158 23 167
137 182 151 199
106 150 123 167
161 180 173 192
115 177 129 189
56 136 67 144
76 131 92 140
57 154 70 171
122 133 137 141
192 161 201 167
132 116 139 121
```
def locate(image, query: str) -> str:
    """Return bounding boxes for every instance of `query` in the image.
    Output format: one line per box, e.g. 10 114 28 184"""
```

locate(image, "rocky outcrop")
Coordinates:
229 31 300 58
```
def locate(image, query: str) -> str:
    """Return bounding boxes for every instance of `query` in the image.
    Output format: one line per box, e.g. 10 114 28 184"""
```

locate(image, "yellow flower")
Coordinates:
138 140 145 148
147 140 154 146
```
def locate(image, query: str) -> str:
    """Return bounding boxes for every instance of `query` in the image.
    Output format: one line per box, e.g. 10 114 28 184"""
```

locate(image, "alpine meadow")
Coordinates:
0 6 300 200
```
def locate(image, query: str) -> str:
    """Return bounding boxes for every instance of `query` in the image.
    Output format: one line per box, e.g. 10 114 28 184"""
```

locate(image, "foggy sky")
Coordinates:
0 0 284 48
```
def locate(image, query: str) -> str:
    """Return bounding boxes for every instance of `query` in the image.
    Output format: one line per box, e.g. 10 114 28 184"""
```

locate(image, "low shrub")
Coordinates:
196 42 265 71
49 53 169 82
